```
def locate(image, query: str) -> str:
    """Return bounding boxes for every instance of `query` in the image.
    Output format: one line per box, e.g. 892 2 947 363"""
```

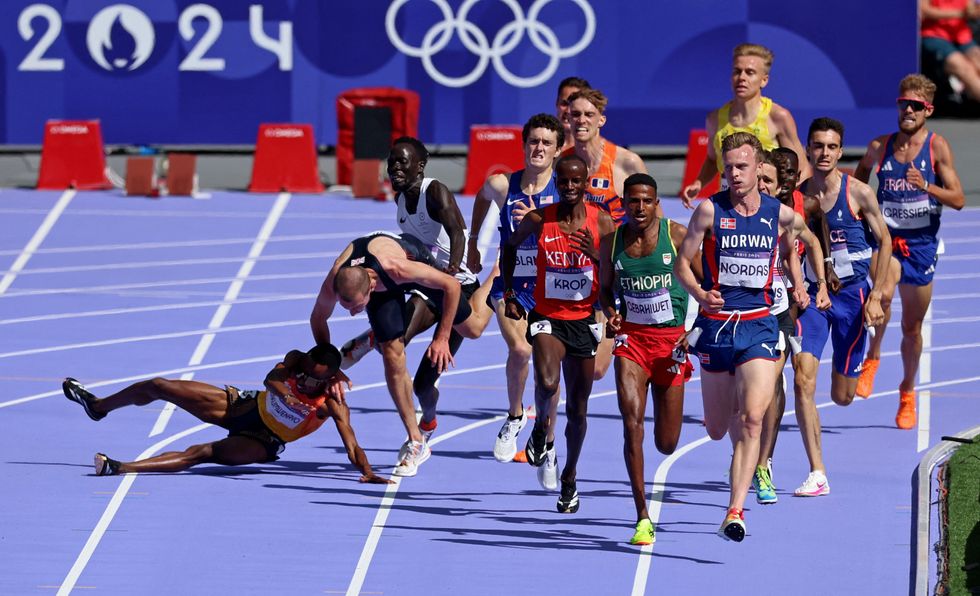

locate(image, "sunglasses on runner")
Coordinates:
896 97 933 112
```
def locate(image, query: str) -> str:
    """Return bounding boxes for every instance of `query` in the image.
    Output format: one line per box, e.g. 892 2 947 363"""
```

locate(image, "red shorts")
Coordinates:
612 323 693 387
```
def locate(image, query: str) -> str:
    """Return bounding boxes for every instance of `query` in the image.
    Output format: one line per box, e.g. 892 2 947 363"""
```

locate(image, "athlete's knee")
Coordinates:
534 371 561 397
831 387 855 406
654 432 678 455
138 377 173 404
901 317 923 338
704 417 728 441
622 416 644 444
509 342 532 364
379 340 405 363
793 367 817 398
185 442 214 463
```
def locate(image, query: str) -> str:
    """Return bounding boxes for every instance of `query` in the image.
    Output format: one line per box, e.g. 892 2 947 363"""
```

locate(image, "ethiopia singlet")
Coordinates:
257 377 327 443
877 132 942 242
713 98 779 172
396 178 477 284
500 170 558 293
561 142 624 223
612 218 687 327
533 203 601 320
803 174 872 286
701 191 780 312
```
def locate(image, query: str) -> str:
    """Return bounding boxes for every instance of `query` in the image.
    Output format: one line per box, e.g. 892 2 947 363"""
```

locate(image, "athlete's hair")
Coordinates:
733 43 773 73
623 173 658 194
898 74 937 103
392 136 429 162
566 88 608 114
807 117 845 144
522 113 565 148
720 131 764 163
555 153 587 172
760 149 774 166
557 76 590 96
332 266 370 300
307 343 342 370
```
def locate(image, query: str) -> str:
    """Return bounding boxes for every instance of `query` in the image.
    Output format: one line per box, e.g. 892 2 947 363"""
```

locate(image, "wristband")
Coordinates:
824 257 833 263
923 180 930 192
816 278 827 285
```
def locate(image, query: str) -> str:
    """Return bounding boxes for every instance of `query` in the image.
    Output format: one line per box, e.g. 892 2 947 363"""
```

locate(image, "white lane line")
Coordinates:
918 304 933 452
150 193 291 437
630 371 980 596
0 190 75 295
0 206 392 221
57 423 212 596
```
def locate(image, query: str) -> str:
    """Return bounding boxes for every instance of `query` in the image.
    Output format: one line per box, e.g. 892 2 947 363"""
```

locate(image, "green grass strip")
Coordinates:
947 440 980 595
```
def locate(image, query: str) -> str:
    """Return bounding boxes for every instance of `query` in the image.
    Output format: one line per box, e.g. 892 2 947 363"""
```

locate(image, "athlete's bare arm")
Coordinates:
850 180 891 326
612 147 648 196
598 228 619 332
791 212 832 310
854 135 888 184
769 102 811 180
264 352 304 399
323 398 392 484
501 209 545 319
311 244 355 346
668 219 703 283
675 200 724 312
425 180 469 275
682 111 721 208
467 173 509 272
926 134 966 210
777 205 811 309
803 196 841 293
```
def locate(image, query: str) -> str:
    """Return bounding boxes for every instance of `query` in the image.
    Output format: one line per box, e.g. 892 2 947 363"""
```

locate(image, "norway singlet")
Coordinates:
533 202 602 320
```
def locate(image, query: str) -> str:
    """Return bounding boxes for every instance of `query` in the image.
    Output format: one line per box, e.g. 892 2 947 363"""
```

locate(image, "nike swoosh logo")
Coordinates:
543 236 561 242
506 198 525 205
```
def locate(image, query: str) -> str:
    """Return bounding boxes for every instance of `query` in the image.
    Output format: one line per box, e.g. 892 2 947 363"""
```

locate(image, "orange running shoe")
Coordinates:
896 390 917 429
856 358 880 398
511 450 528 463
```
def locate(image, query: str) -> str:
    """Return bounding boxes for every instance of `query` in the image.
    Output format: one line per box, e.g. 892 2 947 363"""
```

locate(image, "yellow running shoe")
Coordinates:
856 358 879 398
718 508 745 542
896 390 917 430
630 518 655 546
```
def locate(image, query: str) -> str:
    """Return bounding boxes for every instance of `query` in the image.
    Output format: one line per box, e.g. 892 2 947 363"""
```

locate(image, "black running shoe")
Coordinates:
63 378 105 421
524 425 547 467
557 480 580 513
94 453 120 476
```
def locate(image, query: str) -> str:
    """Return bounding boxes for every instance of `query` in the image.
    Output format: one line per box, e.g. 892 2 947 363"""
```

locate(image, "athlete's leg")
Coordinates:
729 358 778 511
616 357 652 520
531 333 567 443
792 353 826 474
91 378 229 424
496 299 533 417
454 273 497 339
759 354 787 465
380 337 423 443
652 383 684 455
700 370 737 441
560 353 596 485
113 436 269 474
864 255 901 361
592 309 614 381
897 281 934 392
413 330 464 425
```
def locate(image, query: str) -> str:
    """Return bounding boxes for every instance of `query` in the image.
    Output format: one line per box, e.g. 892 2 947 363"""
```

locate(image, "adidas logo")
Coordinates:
882 161 893 172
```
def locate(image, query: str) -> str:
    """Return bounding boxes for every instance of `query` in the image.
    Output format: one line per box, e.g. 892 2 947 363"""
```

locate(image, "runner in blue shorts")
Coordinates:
853 74 967 429
675 132 806 542
792 118 891 498
467 113 563 462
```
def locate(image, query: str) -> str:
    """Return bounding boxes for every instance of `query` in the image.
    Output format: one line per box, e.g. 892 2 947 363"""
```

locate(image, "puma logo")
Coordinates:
760 217 773 230
761 343 774 357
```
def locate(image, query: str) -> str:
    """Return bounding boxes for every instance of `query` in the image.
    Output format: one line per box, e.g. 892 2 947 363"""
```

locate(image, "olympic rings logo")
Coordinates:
385 0 596 88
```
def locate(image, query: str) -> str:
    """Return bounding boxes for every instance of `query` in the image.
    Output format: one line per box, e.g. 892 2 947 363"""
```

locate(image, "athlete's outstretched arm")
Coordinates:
386 257 461 372
674 201 724 312
426 180 469 275
467 174 508 273
322 398 392 484
311 273 340 347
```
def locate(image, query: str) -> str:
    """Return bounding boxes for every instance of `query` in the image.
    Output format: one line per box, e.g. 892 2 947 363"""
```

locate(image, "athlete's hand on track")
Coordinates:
815 285 832 311
570 227 599 261
426 337 455 373
360 473 395 484
605 312 623 337
504 299 527 321
698 289 725 313
327 370 352 404
681 181 701 209
793 285 810 310
863 296 885 327
511 199 533 226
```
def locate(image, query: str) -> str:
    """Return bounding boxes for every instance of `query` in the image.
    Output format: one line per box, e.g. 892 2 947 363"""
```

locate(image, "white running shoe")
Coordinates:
537 446 559 491
393 440 431 477
794 471 830 497
493 413 527 462
340 329 376 370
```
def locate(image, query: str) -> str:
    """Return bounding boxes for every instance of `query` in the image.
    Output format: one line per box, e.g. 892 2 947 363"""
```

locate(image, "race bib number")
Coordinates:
514 248 537 278
770 273 789 315
830 242 854 278
624 288 674 324
529 319 552 336
544 267 594 301
718 250 771 288
882 194 931 230
262 393 310 430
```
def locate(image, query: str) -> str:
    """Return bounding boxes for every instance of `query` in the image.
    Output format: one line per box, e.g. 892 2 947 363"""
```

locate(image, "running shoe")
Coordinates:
537 446 558 491
896 390 917 430
63 378 105 421
717 508 745 542
493 413 527 462
393 440 431 477
524 425 547 467
94 453 120 476
512 451 528 463
753 465 778 504
419 417 438 444
855 358 879 398
630 518 656 546
794 471 830 497
556 480 579 513
340 329 376 370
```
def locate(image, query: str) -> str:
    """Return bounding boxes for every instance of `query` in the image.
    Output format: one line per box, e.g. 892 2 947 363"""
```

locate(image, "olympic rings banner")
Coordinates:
0 0 916 147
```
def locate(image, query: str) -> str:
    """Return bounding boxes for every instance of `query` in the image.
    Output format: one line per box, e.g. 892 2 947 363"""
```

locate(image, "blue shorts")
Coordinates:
490 275 536 312
692 310 781 374
922 36 979 64
798 280 869 377
894 237 939 286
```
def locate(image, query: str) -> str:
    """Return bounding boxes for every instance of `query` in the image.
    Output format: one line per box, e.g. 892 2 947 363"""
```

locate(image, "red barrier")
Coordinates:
680 129 719 199
248 123 324 193
37 120 112 190
336 88 419 186
462 125 524 195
